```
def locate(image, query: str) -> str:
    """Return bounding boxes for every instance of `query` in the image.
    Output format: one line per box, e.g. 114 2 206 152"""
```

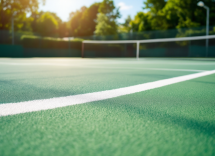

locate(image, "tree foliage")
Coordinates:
130 12 151 32
144 0 166 14
36 12 58 36
130 0 215 32
95 13 118 35
95 0 120 36
80 3 100 36
68 3 100 36
68 0 120 36
118 15 132 33
1 0 215 37
0 0 45 30
30 11 67 37
99 0 120 19
162 0 215 28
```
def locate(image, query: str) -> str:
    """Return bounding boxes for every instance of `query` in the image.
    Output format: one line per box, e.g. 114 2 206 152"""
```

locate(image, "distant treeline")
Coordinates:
0 0 215 38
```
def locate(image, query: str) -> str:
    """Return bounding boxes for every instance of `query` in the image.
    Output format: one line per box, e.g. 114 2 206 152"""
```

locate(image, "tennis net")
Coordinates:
82 35 215 58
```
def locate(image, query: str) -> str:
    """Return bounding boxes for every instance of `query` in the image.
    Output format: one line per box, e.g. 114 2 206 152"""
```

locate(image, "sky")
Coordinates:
39 0 146 23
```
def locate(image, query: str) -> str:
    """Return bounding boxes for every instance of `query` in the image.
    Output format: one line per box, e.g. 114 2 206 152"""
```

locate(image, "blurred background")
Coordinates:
0 0 215 57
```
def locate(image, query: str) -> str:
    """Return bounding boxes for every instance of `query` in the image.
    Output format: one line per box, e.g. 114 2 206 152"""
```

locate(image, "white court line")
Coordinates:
133 68 205 72
0 70 215 117
1 61 215 66
86 66 205 72
0 62 74 66
0 62 207 72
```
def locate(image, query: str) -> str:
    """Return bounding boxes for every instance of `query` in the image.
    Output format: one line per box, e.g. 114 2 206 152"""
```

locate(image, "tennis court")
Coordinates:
0 58 215 156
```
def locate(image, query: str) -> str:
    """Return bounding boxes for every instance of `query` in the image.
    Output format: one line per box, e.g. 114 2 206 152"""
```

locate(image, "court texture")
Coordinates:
0 58 215 156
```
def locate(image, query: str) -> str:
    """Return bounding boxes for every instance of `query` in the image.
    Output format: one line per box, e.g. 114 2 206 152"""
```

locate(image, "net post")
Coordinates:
81 41 84 58
68 37 71 57
136 41 140 60
206 37 209 57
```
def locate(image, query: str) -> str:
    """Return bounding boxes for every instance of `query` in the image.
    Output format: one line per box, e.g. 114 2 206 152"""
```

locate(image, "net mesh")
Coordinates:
83 43 137 57
82 35 215 58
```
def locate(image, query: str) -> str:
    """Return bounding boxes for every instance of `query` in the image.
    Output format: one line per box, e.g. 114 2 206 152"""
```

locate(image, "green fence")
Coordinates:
21 36 82 57
0 45 23 57
0 31 82 57
0 27 215 58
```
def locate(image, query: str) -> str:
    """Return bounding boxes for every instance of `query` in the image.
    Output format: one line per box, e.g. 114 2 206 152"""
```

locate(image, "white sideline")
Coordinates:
0 62 208 72
0 70 215 117
1 62 215 66
86 66 206 72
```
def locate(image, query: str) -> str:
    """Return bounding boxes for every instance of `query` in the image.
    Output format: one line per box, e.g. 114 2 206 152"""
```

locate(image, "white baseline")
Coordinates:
0 70 215 117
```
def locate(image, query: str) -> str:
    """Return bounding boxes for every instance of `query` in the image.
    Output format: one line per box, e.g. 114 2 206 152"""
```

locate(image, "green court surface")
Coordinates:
0 58 215 156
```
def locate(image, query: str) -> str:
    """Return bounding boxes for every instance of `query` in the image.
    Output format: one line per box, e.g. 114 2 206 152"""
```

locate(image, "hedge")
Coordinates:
21 35 83 50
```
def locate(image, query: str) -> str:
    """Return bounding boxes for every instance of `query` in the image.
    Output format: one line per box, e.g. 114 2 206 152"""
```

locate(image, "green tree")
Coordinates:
58 22 69 37
50 12 62 24
30 11 65 36
36 12 58 36
30 11 42 32
19 16 34 31
68 3 100 37
95 13 118 35
143 0 215 30
95 0 120 36
0 0 45 30
143 0 171 30
99 0 120 19
118 15 132 33
127 0 167 32
144 0 166 14
162 0 215 29
44 12 68 37
130 12 152 32
68 6 87 36
123 15 132 27
80 3 100 36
